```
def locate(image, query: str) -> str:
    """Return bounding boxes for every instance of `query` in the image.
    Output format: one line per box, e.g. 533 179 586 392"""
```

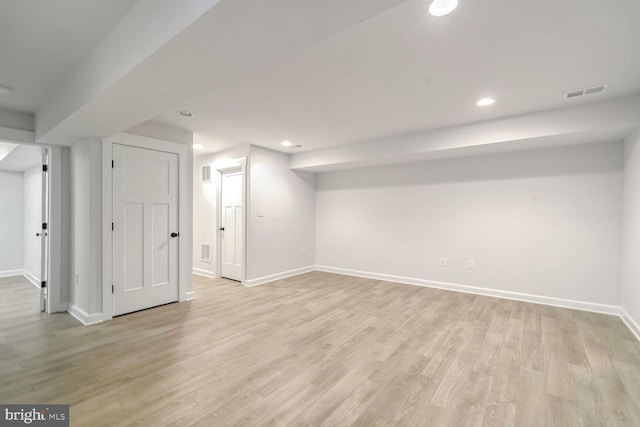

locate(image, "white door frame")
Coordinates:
40 147 49 312
215 158 247 282
102 133 191 321
42 145 64 314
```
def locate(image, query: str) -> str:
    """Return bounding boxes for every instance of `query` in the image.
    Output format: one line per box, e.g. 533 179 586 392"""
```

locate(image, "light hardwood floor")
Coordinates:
1 272 639 426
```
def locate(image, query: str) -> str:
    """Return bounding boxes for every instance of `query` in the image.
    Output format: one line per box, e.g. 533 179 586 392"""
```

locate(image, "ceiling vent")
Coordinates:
563 84 607 100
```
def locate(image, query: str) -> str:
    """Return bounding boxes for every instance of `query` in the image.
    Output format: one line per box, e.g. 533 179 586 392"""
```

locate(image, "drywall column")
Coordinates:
47 145 71 313
69 139 102 321
622 130 640 338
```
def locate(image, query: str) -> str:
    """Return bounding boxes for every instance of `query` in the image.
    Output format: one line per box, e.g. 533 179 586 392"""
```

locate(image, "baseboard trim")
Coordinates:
620 307 640 342
22 270 40 288
193 268 215 278
315 265 621 316
243 265 316 287
0 269 40 288
67 304 104 326
0 269 24 279
186 291 196 301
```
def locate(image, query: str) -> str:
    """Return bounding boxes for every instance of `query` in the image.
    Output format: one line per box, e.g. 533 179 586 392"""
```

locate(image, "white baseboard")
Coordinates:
67 304 104 326
22 270 40 288
186 291 196 301
315 265 621 316
242 265 315 287
193 268 215 278
0 269 24 279
620 307 640 342
0 269 40 289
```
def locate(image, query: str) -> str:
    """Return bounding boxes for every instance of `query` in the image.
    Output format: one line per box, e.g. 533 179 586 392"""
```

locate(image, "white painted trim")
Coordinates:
0 269 24 278
620 307 640 342
22 270 40 288
242 266 315 287
0 269 40 288
67 304 103 326
46 146 65 314
186 291 196 301
314 265 621 316
102 139 114 321
193 268 215 278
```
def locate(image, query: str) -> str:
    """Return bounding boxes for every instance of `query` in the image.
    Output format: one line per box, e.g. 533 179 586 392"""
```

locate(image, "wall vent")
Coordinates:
201 165 211 183
201 243 211 262
563 84 607 100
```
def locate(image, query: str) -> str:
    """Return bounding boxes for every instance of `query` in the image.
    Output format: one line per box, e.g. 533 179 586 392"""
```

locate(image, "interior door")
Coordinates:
40 148 49 312
112 144 179 316
220 169 243 281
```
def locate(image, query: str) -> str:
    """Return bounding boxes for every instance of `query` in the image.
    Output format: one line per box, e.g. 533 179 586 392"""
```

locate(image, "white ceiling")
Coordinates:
0 0 136 112
157 0 640 154
0 143 41 172
0 0 639 169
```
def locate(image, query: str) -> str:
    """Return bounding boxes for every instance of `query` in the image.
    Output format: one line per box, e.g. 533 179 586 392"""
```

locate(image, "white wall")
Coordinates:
0 171 24 274
193 146 250 277
192 145 316 284
23 165 42 283
70 139 102 316
622 130 640 335
247 146 316 283
316 142 623 308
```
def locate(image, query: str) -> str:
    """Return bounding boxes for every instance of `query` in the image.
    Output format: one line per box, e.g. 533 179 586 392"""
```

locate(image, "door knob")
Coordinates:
171 232 179 238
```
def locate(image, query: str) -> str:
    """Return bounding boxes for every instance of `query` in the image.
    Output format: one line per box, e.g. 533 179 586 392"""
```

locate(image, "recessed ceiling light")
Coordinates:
0 85 13 94
429 0 458 16
281 140 293 147
476 97 496 107
193 144 204 150
177 110 193 117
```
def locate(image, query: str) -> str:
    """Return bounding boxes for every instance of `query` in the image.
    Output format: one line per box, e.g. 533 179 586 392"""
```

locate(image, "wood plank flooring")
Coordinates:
1 272 639 426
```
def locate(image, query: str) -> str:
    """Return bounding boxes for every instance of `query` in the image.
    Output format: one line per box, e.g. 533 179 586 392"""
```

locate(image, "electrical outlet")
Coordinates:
75 273 79 286
468 260 475 269
302 248 306 257
440 258 447 267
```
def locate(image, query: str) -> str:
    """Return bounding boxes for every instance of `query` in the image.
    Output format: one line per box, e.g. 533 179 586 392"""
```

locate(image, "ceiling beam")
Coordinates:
35 0 408 145
290 94 640 172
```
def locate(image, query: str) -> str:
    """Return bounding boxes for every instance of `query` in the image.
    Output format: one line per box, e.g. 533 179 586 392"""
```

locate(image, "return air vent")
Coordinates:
563 84 607 100
201 165 211 183
201 243 211 262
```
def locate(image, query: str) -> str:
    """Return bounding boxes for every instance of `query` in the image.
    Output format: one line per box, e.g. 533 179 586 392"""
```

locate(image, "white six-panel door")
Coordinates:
112 144 179 316
220 170 243 281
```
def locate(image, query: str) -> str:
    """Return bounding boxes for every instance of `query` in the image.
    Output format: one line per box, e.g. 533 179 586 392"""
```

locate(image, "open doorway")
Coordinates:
0 142 48 315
